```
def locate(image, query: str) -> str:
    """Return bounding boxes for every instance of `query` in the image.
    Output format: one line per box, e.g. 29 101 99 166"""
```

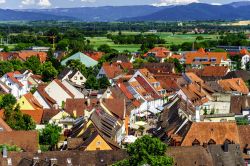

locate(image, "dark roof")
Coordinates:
208 144 245 166
237 125 250 150
142 62 175 74
166 146 213 166
102 98 125 119
230 95 250 115
37 84 56 108
57 68 71 80
223 70 250 82
41 109 60 123
112 55 129 62
0 150 128 166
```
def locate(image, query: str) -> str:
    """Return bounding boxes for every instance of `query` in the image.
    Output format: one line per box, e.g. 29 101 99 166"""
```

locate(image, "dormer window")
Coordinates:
208 139 216 145
192 139 200 146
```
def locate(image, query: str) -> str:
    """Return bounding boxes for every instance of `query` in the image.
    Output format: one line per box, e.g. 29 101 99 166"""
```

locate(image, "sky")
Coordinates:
0 0 246 9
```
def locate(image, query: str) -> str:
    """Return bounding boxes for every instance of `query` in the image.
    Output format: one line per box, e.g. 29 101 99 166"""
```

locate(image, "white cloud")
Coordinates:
0 0 6 4
81 0 96 3
211 3 222 5
21 0 35 5
38 0 51 7
152 0 199 6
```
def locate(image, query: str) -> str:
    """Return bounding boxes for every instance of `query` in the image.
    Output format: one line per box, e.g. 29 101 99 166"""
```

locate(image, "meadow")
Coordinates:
87 32 219 52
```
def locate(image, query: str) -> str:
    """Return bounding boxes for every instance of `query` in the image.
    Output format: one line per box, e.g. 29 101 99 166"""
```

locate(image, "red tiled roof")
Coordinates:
15 51 47 63
65 98 98 117
240 48 249 55
84 51 105 61
135 75 161 99
185 49 227 65
0 131 39 152
23 93 43 110
6 71 24 87
102 64 123 79
37 84 56 107
0 52 11 61
144 47 171 58
21 109 44 124
171 54 182 60
218 78 249 95
0 117 12 132
102 98 125 119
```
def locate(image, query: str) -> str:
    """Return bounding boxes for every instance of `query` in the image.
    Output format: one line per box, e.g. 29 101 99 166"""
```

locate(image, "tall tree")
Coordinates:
113 135 173 166
24 56 42 74
40 62 58 82
85 75 99 90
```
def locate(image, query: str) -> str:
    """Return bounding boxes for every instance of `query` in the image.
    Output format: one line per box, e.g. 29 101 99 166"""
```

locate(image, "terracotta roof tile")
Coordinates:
102 98 125 119
144 47 171 58
0 131 39 152
41 109 60 122
21 109 44 124
218 78 249 94
102 64 123 79
237 125 250 150
84 51 104 61
6 71 24 87
15 51 47 63
181 122 240 146
0 117 12 132
37 84 56 107
23 93 43 110
185 49 227 65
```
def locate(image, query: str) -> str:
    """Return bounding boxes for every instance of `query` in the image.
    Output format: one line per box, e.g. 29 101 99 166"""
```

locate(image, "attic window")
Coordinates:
192 139 200 146
208 139 216 145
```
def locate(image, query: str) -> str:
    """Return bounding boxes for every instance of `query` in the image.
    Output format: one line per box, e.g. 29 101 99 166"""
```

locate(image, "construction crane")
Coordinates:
8 34 56 50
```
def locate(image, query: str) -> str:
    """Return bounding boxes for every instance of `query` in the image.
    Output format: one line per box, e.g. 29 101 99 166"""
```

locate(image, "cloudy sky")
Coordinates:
0 0 246 9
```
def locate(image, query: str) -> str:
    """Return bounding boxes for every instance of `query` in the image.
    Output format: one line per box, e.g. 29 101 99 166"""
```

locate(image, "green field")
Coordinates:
87 32 219 52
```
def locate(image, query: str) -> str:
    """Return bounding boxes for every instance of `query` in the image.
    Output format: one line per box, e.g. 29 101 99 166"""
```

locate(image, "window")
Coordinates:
96 141 101 146
64 124 68 129
74 76 77 80
80 77 83 80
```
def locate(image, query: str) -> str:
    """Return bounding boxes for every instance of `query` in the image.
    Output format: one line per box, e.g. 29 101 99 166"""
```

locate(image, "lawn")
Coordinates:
88 32 219 52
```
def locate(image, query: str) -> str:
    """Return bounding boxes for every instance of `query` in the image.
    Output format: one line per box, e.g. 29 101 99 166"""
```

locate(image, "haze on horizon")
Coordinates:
0 0 248 9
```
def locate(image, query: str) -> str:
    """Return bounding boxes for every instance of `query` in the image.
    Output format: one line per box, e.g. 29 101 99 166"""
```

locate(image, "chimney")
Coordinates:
33 157 40 165
87 98 91 106
67 158 72 166
237 79 241 86
195 106 201 122
223 142 229 153
50 158 58 166
7 158 12 166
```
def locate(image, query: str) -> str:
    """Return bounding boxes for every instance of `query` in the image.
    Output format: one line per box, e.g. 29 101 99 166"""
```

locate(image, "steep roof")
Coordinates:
84 51 104 61
102 98 125 119
181 122 240 146
54 79 75 98
223 70 250 82
23 93 43 110
41 109 60 123
237 125 250 150
61 52 98 67
15 51 47 63
57 68 72 80
36 84 57 107
21 109 44 124
0 131 39 152
102 63 123 79
65 98 98 117
0 117 12 132
185 49 227 65
230 95 250 115
6 71 24 87
218 78 249 95
142 62 175 74
144 47 171 58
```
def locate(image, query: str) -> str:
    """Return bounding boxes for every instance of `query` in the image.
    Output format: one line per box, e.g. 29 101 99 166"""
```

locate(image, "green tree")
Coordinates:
165 58 183 73
133 58 146 69
66 59 87 76
0 94 17 109
85 75 99 90
9 59 24 71
236 117 249 125
0 61 14 76
39 123 62 150
113 135 173 166
57 39 69 51
40 62 58 82
98 76 111 89
24 56 42 74
98 44 112 54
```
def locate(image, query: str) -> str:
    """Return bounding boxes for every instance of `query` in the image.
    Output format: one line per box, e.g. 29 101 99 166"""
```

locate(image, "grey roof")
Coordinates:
58 68 72 80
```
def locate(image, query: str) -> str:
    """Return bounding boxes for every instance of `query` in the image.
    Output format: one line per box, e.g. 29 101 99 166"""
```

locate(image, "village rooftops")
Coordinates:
218 78 249 95
185 48 227 65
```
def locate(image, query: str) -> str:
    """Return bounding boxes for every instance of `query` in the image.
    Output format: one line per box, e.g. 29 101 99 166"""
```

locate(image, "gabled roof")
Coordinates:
21 109 44 124
237 125 250 150
84 51 104 61
230 95 250 115
37 84 57 107
57 68 72 80
15 51 47 63
188 66 229 78
185 48 227 65
102 63 123 79
181 122 240 146
41 109 60 123
54 79 75 98
142 62 175 74
102 98 125 119
0 117 12 132
6 71 24 87
218 78 249 94
0 131 39 152
23 93 43 110
144 47 171 58
65 98 98 117
61 52 98 67
223 70 250 82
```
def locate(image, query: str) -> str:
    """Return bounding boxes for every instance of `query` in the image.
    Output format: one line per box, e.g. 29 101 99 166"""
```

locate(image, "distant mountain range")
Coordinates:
0 1 250 22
